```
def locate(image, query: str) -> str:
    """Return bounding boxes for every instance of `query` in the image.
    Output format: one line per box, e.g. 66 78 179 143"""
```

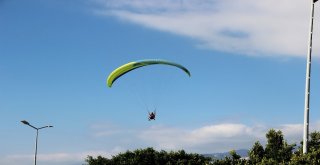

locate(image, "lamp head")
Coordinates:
21 120 30 125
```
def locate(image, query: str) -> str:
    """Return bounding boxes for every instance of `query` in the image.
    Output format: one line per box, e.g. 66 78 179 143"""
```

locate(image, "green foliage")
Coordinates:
85 131 320 165
85 147 210 165
264 129 295 163
85 155 110 165
229 150 241 160
308 131 320 152
249 141 264 164
211 155 248 165
289 131 320 165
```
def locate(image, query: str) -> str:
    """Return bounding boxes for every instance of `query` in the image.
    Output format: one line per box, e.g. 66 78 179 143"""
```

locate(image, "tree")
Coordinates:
85 155 110 165
249 141 264 164
264 129 295 163
85 148 210 165
290 131 320 165
309 131 320 152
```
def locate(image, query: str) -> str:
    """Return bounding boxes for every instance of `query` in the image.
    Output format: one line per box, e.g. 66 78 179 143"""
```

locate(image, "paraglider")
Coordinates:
148 110 156 121
107 59 191 88
107 59 191 121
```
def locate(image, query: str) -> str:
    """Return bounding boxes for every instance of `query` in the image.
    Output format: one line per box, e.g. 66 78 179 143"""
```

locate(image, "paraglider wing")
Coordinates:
107 59 191 87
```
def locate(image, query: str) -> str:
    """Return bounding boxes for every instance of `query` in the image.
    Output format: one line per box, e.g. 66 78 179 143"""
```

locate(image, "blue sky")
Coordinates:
1 0 320 164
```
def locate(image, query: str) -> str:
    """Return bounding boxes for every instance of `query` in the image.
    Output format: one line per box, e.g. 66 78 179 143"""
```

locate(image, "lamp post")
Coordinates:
21 120 53 165
303 0 318 154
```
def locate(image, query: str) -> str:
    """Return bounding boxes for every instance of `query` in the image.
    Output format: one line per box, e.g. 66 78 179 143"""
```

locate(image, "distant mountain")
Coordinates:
202 149 249 159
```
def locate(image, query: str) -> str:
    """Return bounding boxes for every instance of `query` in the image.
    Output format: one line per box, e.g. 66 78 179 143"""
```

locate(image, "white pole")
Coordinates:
34 129 38 165
303 0 317 154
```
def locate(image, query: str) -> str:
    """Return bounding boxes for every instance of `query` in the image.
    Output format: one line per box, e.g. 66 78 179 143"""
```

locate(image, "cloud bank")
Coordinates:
92 121 320 153
5 121 320 165
94 0 320 57
137 123 305 153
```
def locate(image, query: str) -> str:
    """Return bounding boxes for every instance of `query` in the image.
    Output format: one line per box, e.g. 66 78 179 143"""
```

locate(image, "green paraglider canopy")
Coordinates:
107 59 191 87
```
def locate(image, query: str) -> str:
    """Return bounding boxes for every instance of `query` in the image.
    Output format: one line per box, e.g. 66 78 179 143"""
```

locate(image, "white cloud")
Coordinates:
275 122 320 143
91 122 320 153
137 123 309 153
94 0 320 57
138 123 266 152
2 150 115 165
278 124 303 142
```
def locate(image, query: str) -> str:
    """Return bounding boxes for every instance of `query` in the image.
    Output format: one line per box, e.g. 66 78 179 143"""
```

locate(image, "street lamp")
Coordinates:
21 120 53 165
303 0 318 154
